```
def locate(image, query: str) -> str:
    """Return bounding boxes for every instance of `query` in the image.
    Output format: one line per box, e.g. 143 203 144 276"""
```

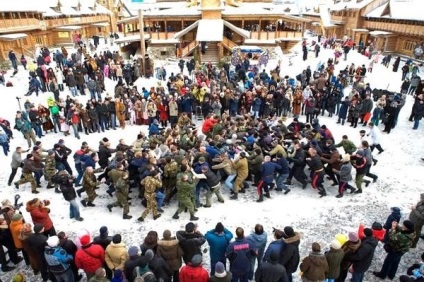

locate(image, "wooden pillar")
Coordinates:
165 20 168 38
242 19 244 29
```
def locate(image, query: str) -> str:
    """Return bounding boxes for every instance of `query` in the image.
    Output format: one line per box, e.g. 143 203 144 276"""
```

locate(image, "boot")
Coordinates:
55 188 61 193
153 214 161 220
46 183 55 188
256 195 264 202
264 192 271 198
230 193 238 200
335 193 343 198
354 189 362 194
87 202 96 207
364 180 370 187
172 212 180 219
137 217 144 222
190 214 199 221
80 200 87 207
123 214 132 220
107 204 113 212
84 128 89 135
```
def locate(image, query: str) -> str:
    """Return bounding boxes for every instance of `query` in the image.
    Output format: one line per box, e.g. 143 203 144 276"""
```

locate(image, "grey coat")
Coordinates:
10 151 23 169
339 162 352 182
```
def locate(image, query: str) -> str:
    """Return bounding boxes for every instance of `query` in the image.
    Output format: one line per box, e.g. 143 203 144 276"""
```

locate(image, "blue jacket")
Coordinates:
260 162 281 182
15 113 32 133
247 232 268 261
206 146 220 159
274 158 289 175
80 154 96 170
205 228 233 262
252 98 262 111
149 123 160 136
338 100 350 119
44 246 73 273
226 237 256 275
263 240 285 262
0 132 8 143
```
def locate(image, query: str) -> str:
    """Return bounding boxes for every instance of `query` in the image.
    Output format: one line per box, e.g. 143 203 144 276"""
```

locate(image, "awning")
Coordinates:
114 34 151 44
352 28 369 32
0 33 28 40
91 22 110 27
56 26 82 31
173 21 199 39
196 19 223 42
369 30 393 36
223 20 250 39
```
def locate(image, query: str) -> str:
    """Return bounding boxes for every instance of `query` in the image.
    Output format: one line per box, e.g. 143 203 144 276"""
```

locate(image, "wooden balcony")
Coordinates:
250 31 302 41
363 20 424 37
0 18 40 33
45 15 110 28
180 40 198 57
330 15 347 23
149 32 176 40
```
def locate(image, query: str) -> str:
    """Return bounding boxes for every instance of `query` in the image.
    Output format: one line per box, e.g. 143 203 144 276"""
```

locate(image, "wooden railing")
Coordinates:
221 36 238 51
149 32 176 40
45 15 110 28
250 30 302 40
180 40 198 57
363 20 424 36
0 18 40 33
331 15 346 23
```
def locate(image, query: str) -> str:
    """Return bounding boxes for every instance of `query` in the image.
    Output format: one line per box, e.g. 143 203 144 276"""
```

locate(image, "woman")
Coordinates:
38 104 54 134
392 56 401 72
147 100 157 125
115 98 126 129
292 88 303 118
20 54 27 70
49 77 60 102
158 99 169 127
54 67 64 91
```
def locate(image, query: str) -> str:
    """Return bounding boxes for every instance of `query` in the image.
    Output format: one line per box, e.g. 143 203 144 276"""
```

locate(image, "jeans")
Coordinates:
97 91 102 101
156 191 164 209
69 199 81 219
225 174 236 190
89 89 96 100
53 268 74 282
99 116 108 131
75 163 83 185
33 124 42 138
413 119 420 129
232 273 248 282
69 86 77 97
110 113 116 129
0 142 9 156
71 124 80 138
11 59 17 70
276 173 289 190
351 272 365 282
195 181 209 206
8 167 18 184
380 251 404 279
34 171 42 185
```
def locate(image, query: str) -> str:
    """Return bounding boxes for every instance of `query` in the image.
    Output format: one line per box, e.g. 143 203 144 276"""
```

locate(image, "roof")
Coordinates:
56 25 83 31
330 0 374 11
369 30 393 36
223 20 250 38
366 0 424 21
0 33 28 40
196 19 223 42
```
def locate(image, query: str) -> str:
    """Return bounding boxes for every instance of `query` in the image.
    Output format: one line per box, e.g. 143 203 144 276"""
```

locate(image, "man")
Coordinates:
15 111 37 150
199 166 225 207
306 147 327 197
44 235 75 281
349 228 378 282
286 140 308 189
367 122 384 154
373 220 415 280
81 167 100 207
59 171 83 221
257 155 281 202
231 152 248 200
360 94 373 126
138 170 162 222
14 154 41 194
255 251 289 282
205 222 233 275
361 140 377 184
163 156 179 204
75 234 105 280
107 172 132 220
9 49 18 70
172 164 199 221
26 224 49 281
226 227 256 282
274 153 290 194
333 154 356 198
44 150 57 190
335 135 357 155
212 152 237 191
176 222 206 264
408 193 424 248
351 149 367 194
8 146 23 186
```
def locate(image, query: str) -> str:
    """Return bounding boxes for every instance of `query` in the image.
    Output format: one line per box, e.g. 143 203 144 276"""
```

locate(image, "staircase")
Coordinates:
221 37 238 51
201 42 219 64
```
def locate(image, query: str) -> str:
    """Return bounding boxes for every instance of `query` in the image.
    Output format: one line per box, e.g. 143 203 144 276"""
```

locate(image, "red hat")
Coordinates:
80 234 91 246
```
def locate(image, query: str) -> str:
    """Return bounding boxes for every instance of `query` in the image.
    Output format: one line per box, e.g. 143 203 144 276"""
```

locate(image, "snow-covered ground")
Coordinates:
0 40 423 282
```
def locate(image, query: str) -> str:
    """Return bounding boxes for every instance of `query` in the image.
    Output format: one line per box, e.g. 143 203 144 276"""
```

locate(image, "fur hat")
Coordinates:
403 220 415 231
330 240 341 250
80 234 91 246
191 254 202 266
348 231 359 242
33 223 44 234
163 230 172 240
342 154 351 163
128 246 139 257
47 236 59 248
214 261 226 278
284 226 295 238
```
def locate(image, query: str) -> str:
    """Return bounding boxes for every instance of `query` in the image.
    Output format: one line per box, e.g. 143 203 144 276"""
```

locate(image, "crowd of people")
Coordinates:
0 34 424 282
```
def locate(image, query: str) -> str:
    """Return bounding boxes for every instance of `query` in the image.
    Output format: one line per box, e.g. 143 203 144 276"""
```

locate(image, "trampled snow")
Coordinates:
0 40 423 282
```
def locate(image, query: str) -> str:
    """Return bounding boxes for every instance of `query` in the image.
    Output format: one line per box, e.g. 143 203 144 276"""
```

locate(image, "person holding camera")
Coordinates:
25 198 56 237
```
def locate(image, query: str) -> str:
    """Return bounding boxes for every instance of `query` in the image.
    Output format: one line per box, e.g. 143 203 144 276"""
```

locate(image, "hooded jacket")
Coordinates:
105 242 128 270
176 231 206 264
349 236 378 272
205 228 233 263
75 243 105 274
157 237 184 271
247 231 268 260
300 251 329 281
279 232 301 274
325 248 344 279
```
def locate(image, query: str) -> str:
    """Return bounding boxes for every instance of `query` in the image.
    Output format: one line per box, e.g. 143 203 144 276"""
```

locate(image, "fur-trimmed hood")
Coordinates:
284 232 301 244
157 238 179 247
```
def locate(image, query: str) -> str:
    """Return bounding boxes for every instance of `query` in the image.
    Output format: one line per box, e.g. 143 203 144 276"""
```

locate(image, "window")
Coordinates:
403 40 416 51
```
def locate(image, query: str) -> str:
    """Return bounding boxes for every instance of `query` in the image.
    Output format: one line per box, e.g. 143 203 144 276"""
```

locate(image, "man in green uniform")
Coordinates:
44 150 57 189
172 164 199 221
81 166 99 207
107 172 132 219
14 154 41 194
163 156 179 203
138 170 162 222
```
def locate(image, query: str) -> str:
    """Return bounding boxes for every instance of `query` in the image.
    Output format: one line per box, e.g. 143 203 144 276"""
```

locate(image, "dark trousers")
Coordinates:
0 239 21 264
365 164 377 181
290 166 307 185
232 273 248 282
8 167 18 184
370 144 383 153
379 251 404 279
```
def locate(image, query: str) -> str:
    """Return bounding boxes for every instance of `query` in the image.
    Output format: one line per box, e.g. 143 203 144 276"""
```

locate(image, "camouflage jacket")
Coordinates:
108 169 125 185
141 176 161 194
176 172 195 200
82 173 98 189
164 161 179 178
44 157 56 174
115 177 129 193
388 227 415 253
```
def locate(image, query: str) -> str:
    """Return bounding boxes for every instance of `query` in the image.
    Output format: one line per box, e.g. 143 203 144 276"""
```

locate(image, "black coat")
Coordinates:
348 236 378 272
176 231 206 264
26 233 48 262
255 261 289 282
98 144 112 168
124 256 148 282
413 101 424 120
278 233 301 274
60 183 77 201
93 235 112 250
149 255 173 281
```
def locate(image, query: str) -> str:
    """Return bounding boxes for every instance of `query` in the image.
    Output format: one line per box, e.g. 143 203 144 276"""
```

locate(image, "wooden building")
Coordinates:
0 0 112 61
117 0 310 63
309 0 424 58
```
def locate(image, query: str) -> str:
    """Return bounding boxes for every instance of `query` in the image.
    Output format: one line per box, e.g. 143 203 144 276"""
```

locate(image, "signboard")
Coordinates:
58 32 70 38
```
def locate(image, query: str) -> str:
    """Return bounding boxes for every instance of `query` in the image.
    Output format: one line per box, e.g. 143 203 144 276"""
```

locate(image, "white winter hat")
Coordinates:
47 235 60 248
330 240 341 250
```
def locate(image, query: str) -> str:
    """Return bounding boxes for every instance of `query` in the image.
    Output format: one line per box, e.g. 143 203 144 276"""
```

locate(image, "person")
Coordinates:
393 56 401 72
306 147 327 197
14 153 41 193
210 261 232 282
124 246 146 282
274 153 290 194
335 135 357 155
75 234 106 280
367 122 384 154
230 152 249 200
105 234 128 272
44 235 75 281
409 193 424 248
257 155 281 202
138 170 162 222
332 153 355 197
157 230 184 282
226 227 256 282
412 97 424 129
373 220 415 280
107 172 132 220
335 232 361 282
285 141 308 189
255 251 289 282
25 198 56 237
44 150 58 190
179 254 209 282
8 146 23 186
349 228 378 282
26 224 49 281
81 167 100 207
299 242 329 282
177 222 206 264
58 231 82 281
325 240 344 282
59 171 84 221
351 149 367 194
247 224 267 280
89 268 109 282
205 222 233 275
0 128 9 156
93 226 113 250
172 164 199 221
9 49 18 70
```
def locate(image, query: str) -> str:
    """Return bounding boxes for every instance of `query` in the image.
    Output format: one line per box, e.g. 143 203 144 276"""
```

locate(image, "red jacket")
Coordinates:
26 204 53 231
202 118 217 134
358 224 386 242
158 104 169 120
179 265 209 282
75 244 105 273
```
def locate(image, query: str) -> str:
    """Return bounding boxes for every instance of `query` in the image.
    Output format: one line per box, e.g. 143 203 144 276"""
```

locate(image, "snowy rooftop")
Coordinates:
330 0 374 11
365 0 424 21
